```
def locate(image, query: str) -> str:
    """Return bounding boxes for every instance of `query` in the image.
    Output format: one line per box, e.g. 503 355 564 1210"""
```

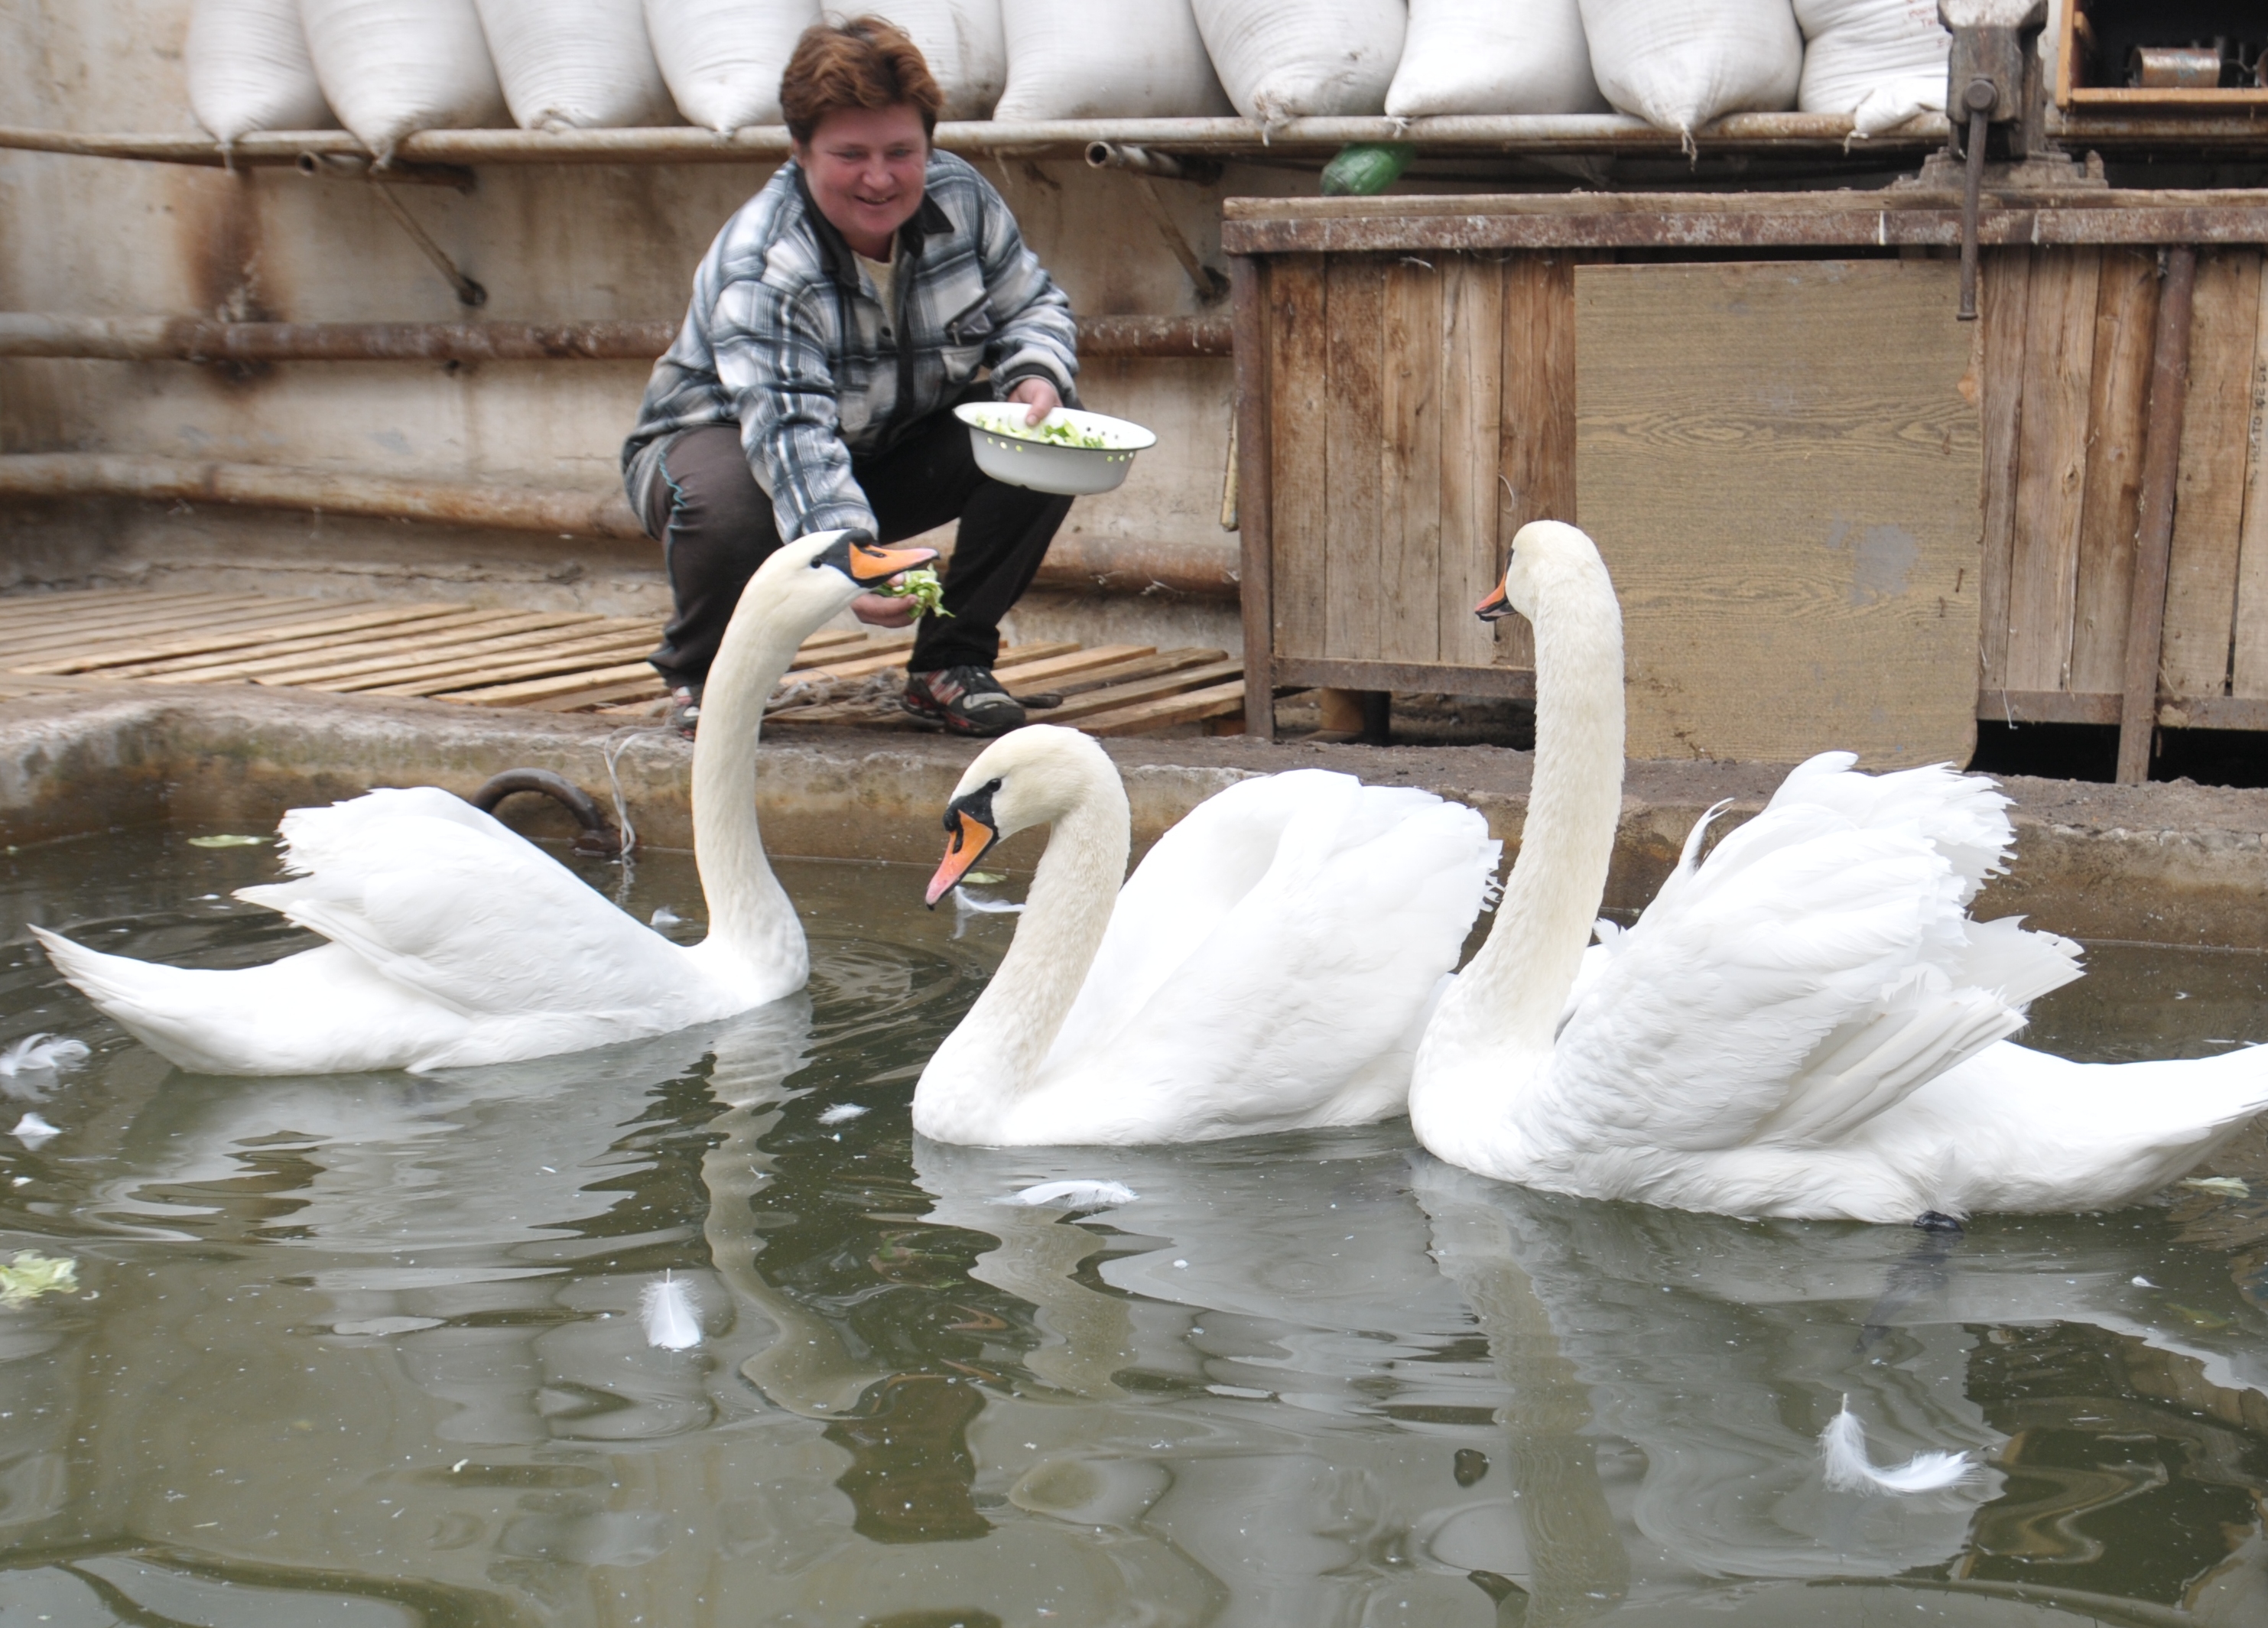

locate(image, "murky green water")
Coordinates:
0 828 2264 1626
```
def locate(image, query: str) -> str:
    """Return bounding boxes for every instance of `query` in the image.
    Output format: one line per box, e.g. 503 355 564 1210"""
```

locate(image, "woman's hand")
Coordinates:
1007 376 1061 426
851 591 918 627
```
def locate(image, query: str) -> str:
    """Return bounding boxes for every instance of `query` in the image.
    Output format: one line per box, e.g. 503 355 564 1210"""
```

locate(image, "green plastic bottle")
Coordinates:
1321 143 1414 197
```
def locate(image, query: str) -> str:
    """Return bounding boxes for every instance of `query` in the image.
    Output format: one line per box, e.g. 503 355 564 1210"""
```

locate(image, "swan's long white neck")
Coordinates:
687 579 809 988
1415 550 1625 1139
915 755 1129 1132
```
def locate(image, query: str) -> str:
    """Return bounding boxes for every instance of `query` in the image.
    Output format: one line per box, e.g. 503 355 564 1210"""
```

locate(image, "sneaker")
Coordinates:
902 665 1027 737
667 683 702 740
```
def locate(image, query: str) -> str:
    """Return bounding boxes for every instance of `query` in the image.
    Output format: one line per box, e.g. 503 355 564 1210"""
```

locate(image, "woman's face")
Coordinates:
793 102 930 261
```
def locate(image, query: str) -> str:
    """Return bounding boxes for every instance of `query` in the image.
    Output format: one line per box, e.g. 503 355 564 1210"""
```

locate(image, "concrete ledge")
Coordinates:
2 687 2265 950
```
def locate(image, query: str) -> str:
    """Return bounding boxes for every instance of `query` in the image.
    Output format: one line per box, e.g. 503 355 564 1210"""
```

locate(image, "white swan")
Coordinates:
34 531 936 1075
913 725 1501 1145
1411 521 2268 1223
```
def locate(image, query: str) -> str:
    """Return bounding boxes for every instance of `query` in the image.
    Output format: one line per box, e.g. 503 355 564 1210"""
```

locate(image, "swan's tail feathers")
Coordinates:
1758 985 2026 1147
1820 1398 1974 1494
1959 916 2083 1011
30 927 215 1072
640 1271 702 1350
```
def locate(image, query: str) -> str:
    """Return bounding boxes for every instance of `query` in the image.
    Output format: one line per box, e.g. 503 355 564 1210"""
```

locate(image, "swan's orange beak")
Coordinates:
1474 581 1515 622
926 811 997 907
846 540 939 583
926 777 1004 907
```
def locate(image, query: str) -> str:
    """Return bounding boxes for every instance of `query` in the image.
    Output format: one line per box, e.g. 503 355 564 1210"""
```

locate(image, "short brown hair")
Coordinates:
780 18 944 145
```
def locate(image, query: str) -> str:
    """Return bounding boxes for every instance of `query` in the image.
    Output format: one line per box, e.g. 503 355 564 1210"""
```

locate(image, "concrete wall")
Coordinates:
0 0 1285 653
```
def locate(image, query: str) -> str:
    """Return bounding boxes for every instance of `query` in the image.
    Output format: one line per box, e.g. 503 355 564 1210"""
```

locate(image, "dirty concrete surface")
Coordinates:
0 685 2263 948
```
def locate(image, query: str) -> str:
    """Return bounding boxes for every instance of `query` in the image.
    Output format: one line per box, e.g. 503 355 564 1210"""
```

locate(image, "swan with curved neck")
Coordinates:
1412 521 2268 1222
36 531 935 1075
913 726 1501 1145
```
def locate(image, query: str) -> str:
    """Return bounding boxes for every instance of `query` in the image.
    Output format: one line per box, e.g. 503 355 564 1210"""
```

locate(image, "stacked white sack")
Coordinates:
644 0 817 132
1387 0 1606 118
1795 0 1949 135
884 0 1009 121
476 0 674 129
187 0 335 146
1192 0 1406 122
1579 0 1802 139
301 0 506 159
995 0 1233 119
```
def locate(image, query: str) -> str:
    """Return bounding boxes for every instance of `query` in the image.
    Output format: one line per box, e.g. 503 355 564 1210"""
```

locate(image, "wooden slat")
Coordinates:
990 641 1084 672
1037 648 1225 698
358 639 657 698
1975 248 2031 692
1079 679 1246 736
1235 254 1276 737
438 661 659 706
2067 247 2161 695
2229 264 2268 698
2003 246 2101 693
19 602 466 674
787 629 895 671
991 644 1154 687
172 611 607 687
2160 246 2263 698
304 629 657 693
529 675 671 713
1378 255 1442 664
0 588 236 632
1495 252 1578 673
0 590 286 648
1324 255 1386 661
1438 254 1506 670
1577 258 1983 766
1269 258 1331 664
0 593 307 660
135 609 511 684
1045 661 1244 724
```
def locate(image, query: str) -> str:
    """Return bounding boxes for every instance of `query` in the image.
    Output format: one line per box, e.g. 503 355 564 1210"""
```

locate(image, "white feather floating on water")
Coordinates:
817 1103 867 1125
1003 1179 1137 1210
10 1113 60 1151
640 1270 701 1350
1820 1397 1973 1494
0 1035 89 1077
648 906 682 929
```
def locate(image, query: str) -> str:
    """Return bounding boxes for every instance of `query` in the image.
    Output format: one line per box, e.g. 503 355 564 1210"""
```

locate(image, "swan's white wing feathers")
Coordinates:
1034 778 1497 1136
236 795 693 1022
1767 754 2015 902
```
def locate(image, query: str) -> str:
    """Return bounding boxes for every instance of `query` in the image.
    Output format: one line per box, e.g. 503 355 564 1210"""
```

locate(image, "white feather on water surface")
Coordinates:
640 1271 701 1350
0 1035 89 1077
10 1114 60 1151
817 1103 867 1125
1819 1398 1972 1493
1005 1179 1137 1210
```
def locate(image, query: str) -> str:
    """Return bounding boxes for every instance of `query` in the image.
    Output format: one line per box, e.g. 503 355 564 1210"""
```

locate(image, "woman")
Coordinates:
622 17 1080 738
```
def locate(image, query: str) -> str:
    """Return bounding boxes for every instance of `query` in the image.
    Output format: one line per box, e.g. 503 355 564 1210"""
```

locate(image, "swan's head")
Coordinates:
753 529 940 635
1475 520 1610 626
924 725 1109 905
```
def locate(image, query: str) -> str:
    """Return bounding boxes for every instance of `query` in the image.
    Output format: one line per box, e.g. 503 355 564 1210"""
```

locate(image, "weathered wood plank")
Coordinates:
1079 679 1246 736
21 603 465 675
1268 257 1331 662
2068 247 2161 695
2231 263 2268 698
1233 254 1275 737
1496 252 1578 673
1324 255 1386 661
2004 246 2101 693
2160 246 2263 698
1378 257 1443 664
0 596 357 665
1044 660 1243 723
1576 258 1984 765
1438 255 1505 670
1975 248 2030 691
441 661 658 706
988 645 1155 687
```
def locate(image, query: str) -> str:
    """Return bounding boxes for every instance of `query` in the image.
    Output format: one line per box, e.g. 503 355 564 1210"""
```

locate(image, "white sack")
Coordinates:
643 0 817 132
1795 0 1948 135
187 0 335 145
995 0 1233 120
1578 0 1802 137
301 0 507 158
475 0 674 129
1386 0 1606 118
883 0 1008 121
1192 0 1406 122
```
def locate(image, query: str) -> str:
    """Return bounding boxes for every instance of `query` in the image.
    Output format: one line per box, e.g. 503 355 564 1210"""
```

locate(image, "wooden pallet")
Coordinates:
0 589 1245 736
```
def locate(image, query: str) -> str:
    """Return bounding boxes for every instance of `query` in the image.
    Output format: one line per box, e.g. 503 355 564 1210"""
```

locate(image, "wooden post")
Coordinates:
1231 254 1275 739
2118 244 2198 785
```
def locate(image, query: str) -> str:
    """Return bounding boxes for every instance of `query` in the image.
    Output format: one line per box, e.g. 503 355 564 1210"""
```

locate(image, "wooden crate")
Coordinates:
1225 188 2268 769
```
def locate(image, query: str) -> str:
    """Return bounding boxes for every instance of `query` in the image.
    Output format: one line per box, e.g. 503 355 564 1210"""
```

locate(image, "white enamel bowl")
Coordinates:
954 403 1158 496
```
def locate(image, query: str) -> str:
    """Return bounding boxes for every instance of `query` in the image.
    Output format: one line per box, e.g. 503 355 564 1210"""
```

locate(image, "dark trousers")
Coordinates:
640 411 1072 688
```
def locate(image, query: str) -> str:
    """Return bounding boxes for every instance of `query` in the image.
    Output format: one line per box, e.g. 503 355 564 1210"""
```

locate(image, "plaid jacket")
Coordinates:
621 151 1079 541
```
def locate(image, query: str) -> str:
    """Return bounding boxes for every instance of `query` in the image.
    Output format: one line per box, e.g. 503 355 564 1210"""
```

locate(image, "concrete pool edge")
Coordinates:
1 685 2264 949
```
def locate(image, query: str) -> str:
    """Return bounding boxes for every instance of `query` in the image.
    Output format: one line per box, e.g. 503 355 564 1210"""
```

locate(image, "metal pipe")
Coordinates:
294 150 475 191
0 312 1230 362
2117 243 2198 785
1084 142 1222 184
0 112 1951 169
0 453 1240 600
